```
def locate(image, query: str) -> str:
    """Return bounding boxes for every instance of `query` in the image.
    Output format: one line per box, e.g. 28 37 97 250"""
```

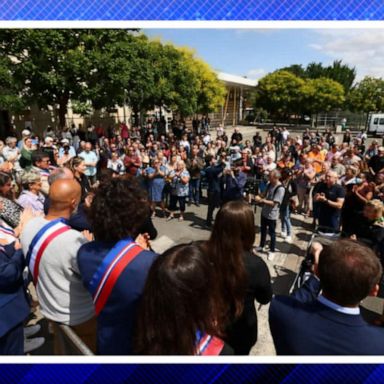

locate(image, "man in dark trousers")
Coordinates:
269 239 384 355
204 155 225 227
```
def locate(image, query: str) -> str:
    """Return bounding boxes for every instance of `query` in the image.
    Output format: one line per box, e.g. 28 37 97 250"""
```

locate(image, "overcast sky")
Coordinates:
144 29 384 81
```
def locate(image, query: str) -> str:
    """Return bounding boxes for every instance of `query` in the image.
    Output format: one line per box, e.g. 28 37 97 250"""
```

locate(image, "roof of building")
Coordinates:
217 72 258 88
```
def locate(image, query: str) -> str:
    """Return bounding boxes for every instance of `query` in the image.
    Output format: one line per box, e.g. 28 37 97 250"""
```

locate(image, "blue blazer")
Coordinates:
77 241 157 355
269 275 384 355
0 244 30 338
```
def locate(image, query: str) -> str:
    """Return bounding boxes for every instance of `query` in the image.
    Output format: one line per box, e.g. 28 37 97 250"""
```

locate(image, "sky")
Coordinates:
144 29 384 82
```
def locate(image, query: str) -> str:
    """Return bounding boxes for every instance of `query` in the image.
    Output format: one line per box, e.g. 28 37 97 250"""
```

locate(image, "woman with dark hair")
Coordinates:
77 178 157 355
206 200 272 355
65 156 91 201
135 243 232 355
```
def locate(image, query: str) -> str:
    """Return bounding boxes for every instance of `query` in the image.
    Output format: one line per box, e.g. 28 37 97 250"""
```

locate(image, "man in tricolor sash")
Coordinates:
20 179 96 353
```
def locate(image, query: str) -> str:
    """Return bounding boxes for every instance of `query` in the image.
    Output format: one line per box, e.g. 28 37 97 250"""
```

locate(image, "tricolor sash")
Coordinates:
26 218 71 286
0 225 15 238
196 332 225 356
87 239 143 316
39 168 50 177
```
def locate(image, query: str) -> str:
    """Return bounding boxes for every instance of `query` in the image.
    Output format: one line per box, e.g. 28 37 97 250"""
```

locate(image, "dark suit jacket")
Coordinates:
269 275 384 355
0 244 30 338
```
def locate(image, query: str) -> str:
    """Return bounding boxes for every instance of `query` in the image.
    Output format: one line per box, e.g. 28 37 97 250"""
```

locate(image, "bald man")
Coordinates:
20 179 96 352
314 170 346 231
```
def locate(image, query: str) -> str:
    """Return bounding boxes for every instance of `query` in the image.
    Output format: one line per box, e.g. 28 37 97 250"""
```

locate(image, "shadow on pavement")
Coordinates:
183 211 210 230
271 265 297 296
275 240 305 258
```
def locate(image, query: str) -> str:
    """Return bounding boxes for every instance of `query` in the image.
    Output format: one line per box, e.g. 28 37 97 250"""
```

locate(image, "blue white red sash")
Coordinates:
39 168 50 177
87 238 143 316
196 332 225 356
26 218 71 286
0 225 15 238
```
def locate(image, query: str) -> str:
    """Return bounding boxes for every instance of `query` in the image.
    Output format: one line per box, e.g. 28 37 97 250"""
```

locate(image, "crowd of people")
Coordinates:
1 120 384 355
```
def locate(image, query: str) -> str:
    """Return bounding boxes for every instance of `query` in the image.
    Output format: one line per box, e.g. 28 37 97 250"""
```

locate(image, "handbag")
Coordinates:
0 197 23 228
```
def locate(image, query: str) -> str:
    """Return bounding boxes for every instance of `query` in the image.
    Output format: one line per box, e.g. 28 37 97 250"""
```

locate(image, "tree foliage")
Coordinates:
178 47 226 115
0 29 224 127
347 76 384 113
0 56 24 111
253 70 345 119
302 77 345 114
254 70 306 118
283 60 356 94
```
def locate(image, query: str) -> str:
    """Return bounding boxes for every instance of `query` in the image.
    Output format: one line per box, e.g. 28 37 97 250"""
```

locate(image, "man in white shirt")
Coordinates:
79 142 99 185
282 127 290 143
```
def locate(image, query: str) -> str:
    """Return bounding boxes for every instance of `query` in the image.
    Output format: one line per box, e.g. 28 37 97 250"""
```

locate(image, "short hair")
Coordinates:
88 178 149 243
44 137 54 144
270 169 281 180
5 137 16 145
48 167 72 185
31 151 50 165
318 240 382 306
346 166 358 176
366 199 383 216
21 171 41 190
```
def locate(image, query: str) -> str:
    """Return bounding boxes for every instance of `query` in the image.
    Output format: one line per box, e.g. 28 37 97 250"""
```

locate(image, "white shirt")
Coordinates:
282 131 290 141
203 135 211 146
318 294 360 315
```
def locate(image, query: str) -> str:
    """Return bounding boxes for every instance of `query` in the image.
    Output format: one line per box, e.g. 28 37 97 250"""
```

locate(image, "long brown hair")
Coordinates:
134 243 220 355
206 200 255 327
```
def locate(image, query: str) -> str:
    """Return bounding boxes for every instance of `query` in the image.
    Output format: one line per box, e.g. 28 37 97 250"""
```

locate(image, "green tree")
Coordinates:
347 76 384 113
302 77 345 115
305 62 326 79
284 61 356 94
0 56 24 111
0 29 226 126
280 64 306 78
254 70 305 119
178 47 226 114
0 30 94 128
324 60 356 94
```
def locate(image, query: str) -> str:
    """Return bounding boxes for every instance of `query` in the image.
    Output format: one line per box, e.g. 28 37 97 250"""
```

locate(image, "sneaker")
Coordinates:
24 337 45 354
178 217 184 222
166 215 174 222
267 251 276 261
24 324 41 338
281 231 287 238
286 235 292 243
255 246 265 253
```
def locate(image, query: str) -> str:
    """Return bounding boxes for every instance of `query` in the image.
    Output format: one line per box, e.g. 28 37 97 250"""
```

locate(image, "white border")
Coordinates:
3 356 384 363
1 21 384 28
1 21 383 364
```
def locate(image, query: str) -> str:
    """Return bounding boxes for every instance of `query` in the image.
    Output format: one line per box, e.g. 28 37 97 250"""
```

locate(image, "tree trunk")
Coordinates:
58 93 69 129
133 106 139 127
